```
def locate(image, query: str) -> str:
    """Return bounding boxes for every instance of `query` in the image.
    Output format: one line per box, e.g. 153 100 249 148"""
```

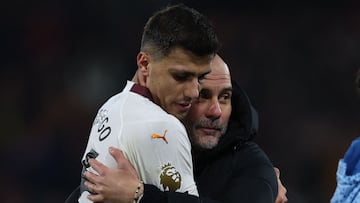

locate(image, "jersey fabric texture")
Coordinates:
78 81 198 203
139 81 278 203
331 137 360 203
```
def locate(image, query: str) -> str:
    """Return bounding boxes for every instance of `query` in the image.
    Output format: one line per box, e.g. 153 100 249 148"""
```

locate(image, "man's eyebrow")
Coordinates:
169 69 196 77
221 87 233 93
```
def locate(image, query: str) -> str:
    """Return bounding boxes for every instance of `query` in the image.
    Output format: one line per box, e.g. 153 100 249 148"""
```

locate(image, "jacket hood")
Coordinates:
227 80 258 145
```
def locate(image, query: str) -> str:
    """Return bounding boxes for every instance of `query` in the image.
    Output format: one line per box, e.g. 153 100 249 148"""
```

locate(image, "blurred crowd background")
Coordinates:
2 0 360 202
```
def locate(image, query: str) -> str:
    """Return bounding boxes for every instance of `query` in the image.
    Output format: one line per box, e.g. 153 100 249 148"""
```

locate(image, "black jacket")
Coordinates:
141 81 278 203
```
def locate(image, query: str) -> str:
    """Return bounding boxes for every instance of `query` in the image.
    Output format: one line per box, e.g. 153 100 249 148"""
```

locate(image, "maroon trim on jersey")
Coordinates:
130 83 154 102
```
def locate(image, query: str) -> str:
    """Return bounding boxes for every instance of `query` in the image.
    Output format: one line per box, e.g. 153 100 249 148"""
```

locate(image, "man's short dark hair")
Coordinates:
141 4 220 60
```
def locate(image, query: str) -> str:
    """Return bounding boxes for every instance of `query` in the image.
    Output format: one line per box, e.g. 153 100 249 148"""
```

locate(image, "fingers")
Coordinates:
84 180 97 193
109 147 127 167
84 180 103 196
279 179 287 196
273 167 288 203
109 147 139 179
282 195 288 203
89 158 106 176
87 194 104 202
83 166 106 202
274 167 280 178
84 168 101 186
275 192 288 203
83 159 107 186
275 184 288 203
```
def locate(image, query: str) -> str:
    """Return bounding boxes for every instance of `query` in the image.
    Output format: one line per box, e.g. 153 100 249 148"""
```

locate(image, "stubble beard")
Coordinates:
190 119 227 150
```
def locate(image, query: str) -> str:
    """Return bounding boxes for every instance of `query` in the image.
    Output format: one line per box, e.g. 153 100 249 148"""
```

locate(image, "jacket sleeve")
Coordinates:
141 184 222 203
141 180 275 203
221 167 277 203
140 184 201 203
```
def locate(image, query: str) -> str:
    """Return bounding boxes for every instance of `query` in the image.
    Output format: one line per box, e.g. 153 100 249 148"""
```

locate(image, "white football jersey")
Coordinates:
78 81 198 202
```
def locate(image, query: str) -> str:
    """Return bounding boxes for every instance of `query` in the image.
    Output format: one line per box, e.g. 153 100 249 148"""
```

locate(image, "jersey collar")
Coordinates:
130 83 154 102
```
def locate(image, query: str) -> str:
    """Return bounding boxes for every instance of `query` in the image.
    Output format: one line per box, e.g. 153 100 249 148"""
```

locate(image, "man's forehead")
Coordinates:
201 74 232 89
204 73 230 80
203 68 231 83
203 54 231 85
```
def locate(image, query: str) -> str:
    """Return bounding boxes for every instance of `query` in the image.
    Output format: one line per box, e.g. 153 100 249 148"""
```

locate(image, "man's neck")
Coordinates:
132 70 146 86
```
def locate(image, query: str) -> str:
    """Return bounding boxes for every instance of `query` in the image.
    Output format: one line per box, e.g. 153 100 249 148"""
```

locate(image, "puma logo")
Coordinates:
151 130 168 144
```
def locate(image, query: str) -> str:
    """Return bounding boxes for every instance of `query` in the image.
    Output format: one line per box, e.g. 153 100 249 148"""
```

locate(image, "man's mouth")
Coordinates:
176 102 192 111
197 126 220 135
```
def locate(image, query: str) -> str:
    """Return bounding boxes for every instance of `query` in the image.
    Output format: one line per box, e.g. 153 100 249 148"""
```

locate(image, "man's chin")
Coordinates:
198 137 219 150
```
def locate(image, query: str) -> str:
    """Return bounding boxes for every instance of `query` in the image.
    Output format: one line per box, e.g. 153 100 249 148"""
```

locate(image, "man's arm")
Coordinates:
84 147 200 203
84 147 288 203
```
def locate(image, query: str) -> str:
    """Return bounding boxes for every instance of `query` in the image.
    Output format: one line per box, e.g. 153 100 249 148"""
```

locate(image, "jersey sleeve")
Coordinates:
121 117 198 197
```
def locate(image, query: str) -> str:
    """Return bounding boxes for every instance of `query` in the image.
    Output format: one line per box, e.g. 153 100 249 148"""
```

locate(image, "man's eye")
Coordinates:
219 93 231 103
199 89 211 99
173 74 188 82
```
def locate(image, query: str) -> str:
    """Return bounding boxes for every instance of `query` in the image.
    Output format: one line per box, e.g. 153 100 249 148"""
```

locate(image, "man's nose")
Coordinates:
184 79 199 100
206 99 222 120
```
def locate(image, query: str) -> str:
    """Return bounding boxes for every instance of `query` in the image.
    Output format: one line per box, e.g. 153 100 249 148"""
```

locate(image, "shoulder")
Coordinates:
235 141 272 164
233 142 274 174
233 141 277 190
122 111 189 146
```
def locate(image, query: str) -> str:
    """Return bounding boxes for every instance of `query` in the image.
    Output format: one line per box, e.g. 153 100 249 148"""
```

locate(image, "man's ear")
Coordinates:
135 52 150 86
137 52 150 76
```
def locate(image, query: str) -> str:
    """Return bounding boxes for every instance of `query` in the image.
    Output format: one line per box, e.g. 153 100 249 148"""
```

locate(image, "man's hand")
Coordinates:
274 167 288 203
83 147 142 203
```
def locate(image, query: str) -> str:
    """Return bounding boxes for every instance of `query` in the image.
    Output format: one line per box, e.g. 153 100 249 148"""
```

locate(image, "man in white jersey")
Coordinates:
77 3 220 203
